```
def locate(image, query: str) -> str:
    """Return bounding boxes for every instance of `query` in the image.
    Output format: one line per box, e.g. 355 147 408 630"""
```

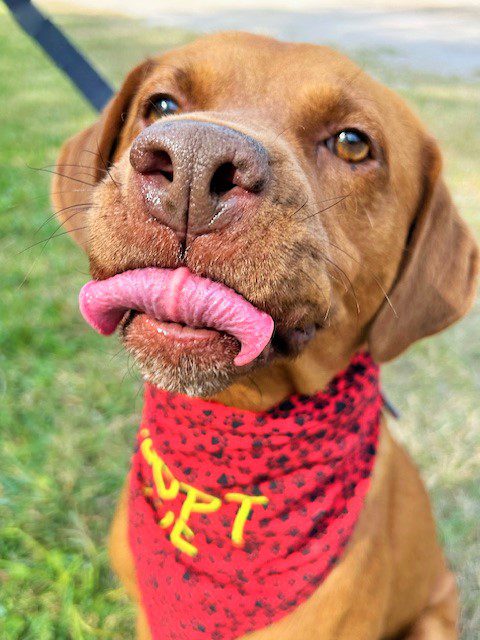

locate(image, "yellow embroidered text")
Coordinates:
224 493 269 546
140 431 269 557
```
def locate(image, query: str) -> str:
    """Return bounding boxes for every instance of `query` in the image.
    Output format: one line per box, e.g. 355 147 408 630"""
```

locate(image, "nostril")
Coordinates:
144 150 174 182
210 162 237 196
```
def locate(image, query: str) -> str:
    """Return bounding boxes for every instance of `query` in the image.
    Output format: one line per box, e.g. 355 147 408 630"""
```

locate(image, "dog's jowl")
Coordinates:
53 32 478 640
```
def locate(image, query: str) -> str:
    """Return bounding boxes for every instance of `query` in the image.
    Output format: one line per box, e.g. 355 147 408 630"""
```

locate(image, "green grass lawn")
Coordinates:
0 6 478 639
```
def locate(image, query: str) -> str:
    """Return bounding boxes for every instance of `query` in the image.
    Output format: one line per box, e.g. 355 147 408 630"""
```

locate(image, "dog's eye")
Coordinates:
145 95 179 122
327 129 371 163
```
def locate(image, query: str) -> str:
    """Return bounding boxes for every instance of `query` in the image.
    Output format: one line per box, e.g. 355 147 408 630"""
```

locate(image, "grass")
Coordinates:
0 5 478 639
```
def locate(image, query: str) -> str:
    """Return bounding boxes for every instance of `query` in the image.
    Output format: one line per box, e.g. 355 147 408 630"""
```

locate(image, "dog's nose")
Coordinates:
130 119 270 244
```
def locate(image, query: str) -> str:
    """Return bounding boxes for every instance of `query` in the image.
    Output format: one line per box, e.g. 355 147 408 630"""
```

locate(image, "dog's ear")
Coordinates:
51 60 154 248
368 137 479 362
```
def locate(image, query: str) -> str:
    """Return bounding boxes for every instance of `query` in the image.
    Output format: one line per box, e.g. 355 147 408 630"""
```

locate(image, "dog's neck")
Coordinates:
213 343 358 412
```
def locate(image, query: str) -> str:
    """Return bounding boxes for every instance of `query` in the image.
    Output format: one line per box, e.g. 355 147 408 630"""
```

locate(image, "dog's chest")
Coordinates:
128 352 381 640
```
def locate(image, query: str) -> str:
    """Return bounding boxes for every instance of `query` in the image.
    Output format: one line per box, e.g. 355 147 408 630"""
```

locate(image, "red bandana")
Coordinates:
128 352 382 640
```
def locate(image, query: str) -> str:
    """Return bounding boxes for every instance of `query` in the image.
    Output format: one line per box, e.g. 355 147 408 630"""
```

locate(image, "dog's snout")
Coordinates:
130 120 270 243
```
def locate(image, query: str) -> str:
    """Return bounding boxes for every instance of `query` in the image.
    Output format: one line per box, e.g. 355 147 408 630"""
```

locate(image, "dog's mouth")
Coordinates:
79 267 274 368
120 310 248 371
78 266 323 394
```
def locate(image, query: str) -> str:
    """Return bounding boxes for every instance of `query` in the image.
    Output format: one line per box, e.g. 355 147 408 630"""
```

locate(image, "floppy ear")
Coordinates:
51 60 154 248
368 138 479 362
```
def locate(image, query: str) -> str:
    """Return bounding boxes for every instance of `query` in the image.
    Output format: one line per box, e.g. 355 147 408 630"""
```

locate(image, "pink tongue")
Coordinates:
78 267 274 367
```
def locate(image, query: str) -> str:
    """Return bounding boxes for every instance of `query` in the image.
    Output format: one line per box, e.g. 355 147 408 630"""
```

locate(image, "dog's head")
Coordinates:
52 32 478 399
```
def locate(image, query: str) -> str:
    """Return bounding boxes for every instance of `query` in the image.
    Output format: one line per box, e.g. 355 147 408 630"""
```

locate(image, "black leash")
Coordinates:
381 393 400 420
3 0 113 111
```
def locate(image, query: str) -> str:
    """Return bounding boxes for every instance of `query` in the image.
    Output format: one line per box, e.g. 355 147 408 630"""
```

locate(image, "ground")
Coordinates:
40 0 480 77
0 6 478 640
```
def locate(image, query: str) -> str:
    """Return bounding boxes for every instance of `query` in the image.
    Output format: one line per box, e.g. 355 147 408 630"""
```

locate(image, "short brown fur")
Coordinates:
52 32 478 639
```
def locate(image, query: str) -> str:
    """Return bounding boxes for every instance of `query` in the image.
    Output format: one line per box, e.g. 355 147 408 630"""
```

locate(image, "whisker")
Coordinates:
297 194 351 223
135 380 145 405
39 163 110 175
109 345 126 362
34 202 92 235
298 266 332 318
287 197 309 220
26 165 96 187
81 149 102 158
121 351 139 388
273 123 306 144
50 188 93 195
2 188 93 214
16 220 89 289
18 226 89 255
95 141 120 190
37 200 96 239
287 194 351 221
317 252 361 316
73 267 92 277
326 240 396 317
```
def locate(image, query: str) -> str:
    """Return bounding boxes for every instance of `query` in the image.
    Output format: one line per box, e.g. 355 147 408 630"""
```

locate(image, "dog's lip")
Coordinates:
122 311 318 367
104 269 321 365
117 284 320 361
122 309 244 367
124 312 223 342
79 267 274 367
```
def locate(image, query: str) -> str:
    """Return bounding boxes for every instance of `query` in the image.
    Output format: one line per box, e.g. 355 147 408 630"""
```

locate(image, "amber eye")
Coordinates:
145 94 179 123
328 129 371 163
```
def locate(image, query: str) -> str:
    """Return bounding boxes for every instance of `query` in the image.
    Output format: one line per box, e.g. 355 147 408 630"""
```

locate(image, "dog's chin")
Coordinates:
120 310 318 397
121 311 253 397
127 349 239 397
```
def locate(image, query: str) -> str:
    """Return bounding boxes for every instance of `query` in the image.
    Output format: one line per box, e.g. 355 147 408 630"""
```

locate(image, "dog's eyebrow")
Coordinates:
308 85 371 115
297 82 383 133
150 63 193 95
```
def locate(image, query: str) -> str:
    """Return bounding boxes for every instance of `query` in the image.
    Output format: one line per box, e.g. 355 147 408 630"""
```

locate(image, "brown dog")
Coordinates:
52 32 478 639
